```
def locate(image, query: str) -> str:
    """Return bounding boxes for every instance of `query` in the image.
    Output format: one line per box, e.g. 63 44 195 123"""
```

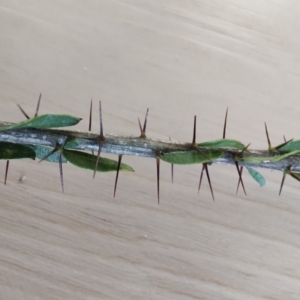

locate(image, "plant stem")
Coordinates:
1 121 300 172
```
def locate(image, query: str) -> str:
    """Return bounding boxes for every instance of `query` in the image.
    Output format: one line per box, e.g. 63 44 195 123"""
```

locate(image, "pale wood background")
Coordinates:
1 1 300 299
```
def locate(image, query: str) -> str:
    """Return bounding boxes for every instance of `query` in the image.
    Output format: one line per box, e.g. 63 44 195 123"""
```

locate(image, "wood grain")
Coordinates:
1 1 300 299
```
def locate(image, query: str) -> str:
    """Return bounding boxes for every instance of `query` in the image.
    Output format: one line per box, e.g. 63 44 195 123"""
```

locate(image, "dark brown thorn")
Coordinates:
279 172 286 196
34 93 42 117
289 171 300 182
283 135 286 142
204 164 215 201
264 122 271 149
93 101 104 178
143 108 149 134
191 115 212 162
58 152 64 193
235 166 243 194
89 99 94 155
138 108 149 138
138 118 143 134
171 163 174 184
17 104 30 119
4 160 9 185
89 99 93 132
194 146 212 162
198 164 205 194
274 138 293 151
192 115 196 144
156 157 160 204
39 147 58 163
93 141 104 178
114 155 122 198
99 101 103 138
240 143 251 155
223 107 228 139
235 162 246 196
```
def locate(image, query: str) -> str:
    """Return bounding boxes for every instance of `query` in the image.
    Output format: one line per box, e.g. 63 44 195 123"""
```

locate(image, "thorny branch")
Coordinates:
1 121 300 172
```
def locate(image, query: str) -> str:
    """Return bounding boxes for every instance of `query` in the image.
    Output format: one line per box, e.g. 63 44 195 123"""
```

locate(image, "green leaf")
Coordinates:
62 149 134 172
0 114 82 131
278 140 300 152
246 167 265 187
240 150 300 164
64 138 81 149
160 149 223 165
30 145 67 163
0 142 36 160
198 139 246 150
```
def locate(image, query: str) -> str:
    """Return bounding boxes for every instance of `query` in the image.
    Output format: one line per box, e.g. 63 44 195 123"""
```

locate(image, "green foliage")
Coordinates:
278 140 300 152
239 150 300 164
198 139 246 151
0 142 36 160
160 149 223 165
0 114 81 131
31 145 67 163
246 167 265 187
62 149 134 172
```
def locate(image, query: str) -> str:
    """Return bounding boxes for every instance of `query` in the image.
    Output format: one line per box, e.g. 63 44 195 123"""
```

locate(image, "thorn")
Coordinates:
4 160 9 185
39 147 58 163
279 172 286 196
93 101 104 178
264 122 271 149
192 115 197 144
235 162 246 196
191 115 212 162
283 135 286 142
194 146 213 162
198 164 205 194
89 99 94 155
58 152 64 193
240 143 251 155
89 99 93 132
114 155 122 198
99 101 103 138
138 118 143 134
204 164 215 201
289 172 300 182
156 157 160 204
139 108 149 138
17 104 30 119
34 93 42 117
223 107 228 139
171 163 174 184
274 138 293 151
236 166 243 194
198 164 214 201
143 108 149 134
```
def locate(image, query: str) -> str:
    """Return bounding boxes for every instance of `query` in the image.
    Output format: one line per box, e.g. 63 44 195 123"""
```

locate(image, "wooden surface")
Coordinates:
1 1 300 299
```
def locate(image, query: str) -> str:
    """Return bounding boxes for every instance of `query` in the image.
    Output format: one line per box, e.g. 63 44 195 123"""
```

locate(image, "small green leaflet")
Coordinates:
240 150 300 164
278 140 300 152
30 145 67 163
62 149 134 172
0 142 36 160
0 114 82 131
198 139 246 151
246 167 265 187
160 149 223 165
